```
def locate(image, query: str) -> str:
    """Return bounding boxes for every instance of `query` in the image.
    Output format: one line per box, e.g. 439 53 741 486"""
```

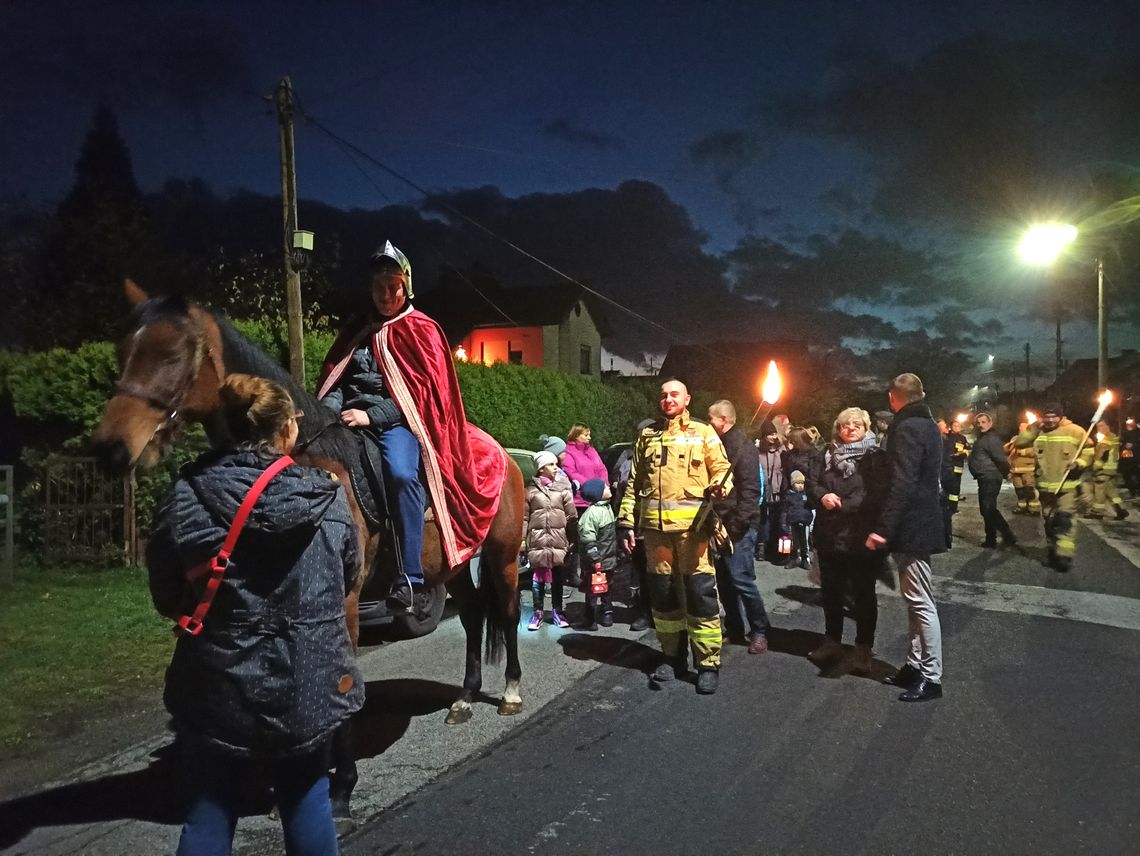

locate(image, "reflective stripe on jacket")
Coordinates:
1094 433 1120 474
1017 419 1093 492
618 410 732 532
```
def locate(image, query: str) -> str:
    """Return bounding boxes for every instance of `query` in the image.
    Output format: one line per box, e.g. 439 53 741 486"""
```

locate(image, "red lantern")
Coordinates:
778 535 793 555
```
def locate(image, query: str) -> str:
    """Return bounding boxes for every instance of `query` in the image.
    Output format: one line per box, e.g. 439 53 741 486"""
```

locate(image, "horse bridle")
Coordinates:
114 314 219 447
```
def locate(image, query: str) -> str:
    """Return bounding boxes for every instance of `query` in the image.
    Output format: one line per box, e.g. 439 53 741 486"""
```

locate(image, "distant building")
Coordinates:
417 280 610 378
1048 348 1140 418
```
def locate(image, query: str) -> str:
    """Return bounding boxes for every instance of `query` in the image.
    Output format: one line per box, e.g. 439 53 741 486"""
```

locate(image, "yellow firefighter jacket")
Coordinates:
618 410 732 533
1093 431 1120 474
1004 438 1037 475
1016 418 1094 493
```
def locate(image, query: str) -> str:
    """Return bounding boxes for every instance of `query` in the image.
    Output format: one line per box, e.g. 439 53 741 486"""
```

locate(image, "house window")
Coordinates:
580 344 592 375
508 341 523 364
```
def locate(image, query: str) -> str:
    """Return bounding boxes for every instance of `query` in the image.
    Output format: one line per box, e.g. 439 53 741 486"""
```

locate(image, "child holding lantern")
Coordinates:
575 478 618 630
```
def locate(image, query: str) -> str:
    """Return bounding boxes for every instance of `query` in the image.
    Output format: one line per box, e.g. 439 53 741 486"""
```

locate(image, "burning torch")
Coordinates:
747 361 783 431
1053 389 1113 497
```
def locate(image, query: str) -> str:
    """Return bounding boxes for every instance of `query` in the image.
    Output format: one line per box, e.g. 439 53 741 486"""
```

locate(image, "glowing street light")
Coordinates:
1018 222 1107 390
1018 223 1077 266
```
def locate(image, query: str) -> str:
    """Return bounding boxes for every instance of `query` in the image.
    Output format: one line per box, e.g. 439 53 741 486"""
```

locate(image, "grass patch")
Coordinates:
0 563 173 751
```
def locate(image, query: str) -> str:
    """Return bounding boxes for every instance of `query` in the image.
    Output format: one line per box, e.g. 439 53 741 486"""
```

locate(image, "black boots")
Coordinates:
628 587 651 631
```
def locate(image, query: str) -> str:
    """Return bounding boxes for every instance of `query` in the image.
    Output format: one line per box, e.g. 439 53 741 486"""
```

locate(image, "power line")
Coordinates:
292 104 730 364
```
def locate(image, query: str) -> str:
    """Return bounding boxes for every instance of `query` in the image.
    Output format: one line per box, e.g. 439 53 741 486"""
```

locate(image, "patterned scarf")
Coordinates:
826 433 878 478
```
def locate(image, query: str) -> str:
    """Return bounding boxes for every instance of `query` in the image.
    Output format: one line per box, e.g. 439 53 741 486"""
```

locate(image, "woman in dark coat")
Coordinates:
147 374 363 855
807 406 890 674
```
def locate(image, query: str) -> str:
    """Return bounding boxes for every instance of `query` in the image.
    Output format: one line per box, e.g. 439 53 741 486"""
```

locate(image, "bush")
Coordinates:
456 361 657 450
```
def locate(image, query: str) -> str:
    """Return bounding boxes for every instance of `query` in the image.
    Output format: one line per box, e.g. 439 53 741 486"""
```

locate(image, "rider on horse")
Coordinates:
317 242 506 612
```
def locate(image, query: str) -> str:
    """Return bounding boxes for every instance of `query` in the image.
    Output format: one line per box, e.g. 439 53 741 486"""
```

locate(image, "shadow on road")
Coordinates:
0 678 482 850
0 743 184 850
556 633 659 674
352 678 494 759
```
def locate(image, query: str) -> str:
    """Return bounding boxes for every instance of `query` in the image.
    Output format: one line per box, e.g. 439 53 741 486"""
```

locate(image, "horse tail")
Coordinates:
480 557 507 665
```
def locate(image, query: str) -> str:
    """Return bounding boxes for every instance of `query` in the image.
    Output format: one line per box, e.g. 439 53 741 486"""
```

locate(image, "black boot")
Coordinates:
628 587 651 631
599 592 614 627
577 599 599 631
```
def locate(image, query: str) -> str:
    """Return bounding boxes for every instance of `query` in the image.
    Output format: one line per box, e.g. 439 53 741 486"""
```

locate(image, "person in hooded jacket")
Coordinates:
147 374 363 856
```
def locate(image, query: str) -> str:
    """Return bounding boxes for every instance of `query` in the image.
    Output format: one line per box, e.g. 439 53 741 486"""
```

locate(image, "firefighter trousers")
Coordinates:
1091 471 1123 515
1039 490 1077 560
1010 472 1040 511
642 528 722 670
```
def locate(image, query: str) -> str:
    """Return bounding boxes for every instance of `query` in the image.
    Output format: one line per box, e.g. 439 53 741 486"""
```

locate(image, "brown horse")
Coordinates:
92 281 524 830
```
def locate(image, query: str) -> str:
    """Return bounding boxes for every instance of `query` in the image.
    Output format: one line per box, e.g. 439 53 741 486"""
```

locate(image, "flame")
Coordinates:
1025 411 1038 425
761 360 782 404
1098 389 1113 408
955 412 969 424
454 345 468 362
1096 432 1105 443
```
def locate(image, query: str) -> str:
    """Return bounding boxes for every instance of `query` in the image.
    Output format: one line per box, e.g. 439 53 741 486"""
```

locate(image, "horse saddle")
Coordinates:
346 428 388 532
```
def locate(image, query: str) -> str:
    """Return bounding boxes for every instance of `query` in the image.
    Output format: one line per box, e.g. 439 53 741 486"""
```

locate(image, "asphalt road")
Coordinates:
3 478 1138 855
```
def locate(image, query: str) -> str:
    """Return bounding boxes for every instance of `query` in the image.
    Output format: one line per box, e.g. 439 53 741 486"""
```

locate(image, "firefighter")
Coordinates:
619 378 731 695
1004 421 1041 514
937 418 969 549
1015 402 1093 572
1088 419 1129 520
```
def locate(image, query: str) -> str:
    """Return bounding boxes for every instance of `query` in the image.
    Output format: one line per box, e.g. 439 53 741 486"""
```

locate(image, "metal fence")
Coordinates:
42 457 138 565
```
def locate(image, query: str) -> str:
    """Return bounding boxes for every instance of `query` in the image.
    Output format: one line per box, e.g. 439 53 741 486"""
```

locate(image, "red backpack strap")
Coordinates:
175 455 295 637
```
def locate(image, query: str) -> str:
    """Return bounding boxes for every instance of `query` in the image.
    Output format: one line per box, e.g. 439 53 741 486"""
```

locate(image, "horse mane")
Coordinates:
211 314 357 464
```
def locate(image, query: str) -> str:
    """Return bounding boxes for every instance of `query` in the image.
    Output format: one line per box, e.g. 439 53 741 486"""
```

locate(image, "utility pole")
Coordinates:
274 76 305 384
1097 257 1107 390
1055 312 1064 382
1024 342 1031 389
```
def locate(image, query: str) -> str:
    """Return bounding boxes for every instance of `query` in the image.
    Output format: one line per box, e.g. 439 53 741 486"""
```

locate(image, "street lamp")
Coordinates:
1018 223 1107 390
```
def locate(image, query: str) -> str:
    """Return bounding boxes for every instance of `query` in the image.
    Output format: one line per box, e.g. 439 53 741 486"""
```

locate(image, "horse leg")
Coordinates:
328 718 358 836
496 560 523 716
445 566 484 725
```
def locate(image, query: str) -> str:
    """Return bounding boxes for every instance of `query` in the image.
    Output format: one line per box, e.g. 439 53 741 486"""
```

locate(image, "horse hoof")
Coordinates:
445 706 473 725
334 815 356 837
498 700 523 716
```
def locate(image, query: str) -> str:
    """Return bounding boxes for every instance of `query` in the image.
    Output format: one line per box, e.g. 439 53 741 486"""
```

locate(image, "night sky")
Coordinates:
4 1 1139 378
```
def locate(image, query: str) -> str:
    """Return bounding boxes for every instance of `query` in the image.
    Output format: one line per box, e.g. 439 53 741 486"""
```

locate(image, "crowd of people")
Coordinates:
143 239 1138 851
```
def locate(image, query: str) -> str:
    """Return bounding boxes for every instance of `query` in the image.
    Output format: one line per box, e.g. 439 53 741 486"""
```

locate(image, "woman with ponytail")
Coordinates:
147 374 362 855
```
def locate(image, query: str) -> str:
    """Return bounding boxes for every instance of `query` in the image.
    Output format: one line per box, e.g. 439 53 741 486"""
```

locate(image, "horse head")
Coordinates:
92 280 226 474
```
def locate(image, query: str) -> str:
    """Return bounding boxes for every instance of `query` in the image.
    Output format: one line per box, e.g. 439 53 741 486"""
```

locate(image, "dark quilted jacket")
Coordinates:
147 449 364 758
811 446 890 554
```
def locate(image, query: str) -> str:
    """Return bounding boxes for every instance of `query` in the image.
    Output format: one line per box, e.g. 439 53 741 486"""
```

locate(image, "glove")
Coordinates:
1068 466 1085 480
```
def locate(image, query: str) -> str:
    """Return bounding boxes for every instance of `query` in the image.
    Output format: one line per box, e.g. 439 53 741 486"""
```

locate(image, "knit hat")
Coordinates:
790 470 806 486
760 420 777 435
1042 402 1064 416
538 434 566 456
580 478 607 504
533 450 558 470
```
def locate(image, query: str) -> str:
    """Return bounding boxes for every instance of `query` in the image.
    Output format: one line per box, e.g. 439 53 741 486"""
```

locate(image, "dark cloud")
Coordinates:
768 30 1140 228
726 228 949 307
688 129 774 231
541 118 624 151
0 8 254 115
818 186 861 214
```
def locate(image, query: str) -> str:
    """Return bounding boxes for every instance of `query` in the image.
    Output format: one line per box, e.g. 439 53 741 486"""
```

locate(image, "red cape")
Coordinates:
317 307 505 568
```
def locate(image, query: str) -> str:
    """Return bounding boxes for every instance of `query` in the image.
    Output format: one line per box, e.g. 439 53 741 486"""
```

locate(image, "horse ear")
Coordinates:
124 279 149 305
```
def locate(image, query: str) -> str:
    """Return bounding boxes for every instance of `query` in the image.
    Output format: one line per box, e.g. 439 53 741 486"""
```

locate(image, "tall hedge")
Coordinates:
0 332 660 550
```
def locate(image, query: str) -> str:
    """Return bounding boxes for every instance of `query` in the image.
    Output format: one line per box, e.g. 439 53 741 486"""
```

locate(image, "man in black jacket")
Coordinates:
968 411 1017 548
866 373 946 702
708 400 771 654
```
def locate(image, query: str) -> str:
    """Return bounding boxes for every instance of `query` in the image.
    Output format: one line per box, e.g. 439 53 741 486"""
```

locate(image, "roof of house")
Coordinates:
416 281 611 342
1050 349 1140 395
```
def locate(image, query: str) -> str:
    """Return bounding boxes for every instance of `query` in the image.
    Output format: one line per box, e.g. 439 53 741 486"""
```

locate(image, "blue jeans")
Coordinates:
177 739 337 856
379 425 425 582
715 526 770 640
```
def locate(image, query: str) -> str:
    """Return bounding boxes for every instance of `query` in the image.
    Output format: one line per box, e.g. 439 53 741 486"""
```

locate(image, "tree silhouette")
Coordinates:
30 101 160 347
